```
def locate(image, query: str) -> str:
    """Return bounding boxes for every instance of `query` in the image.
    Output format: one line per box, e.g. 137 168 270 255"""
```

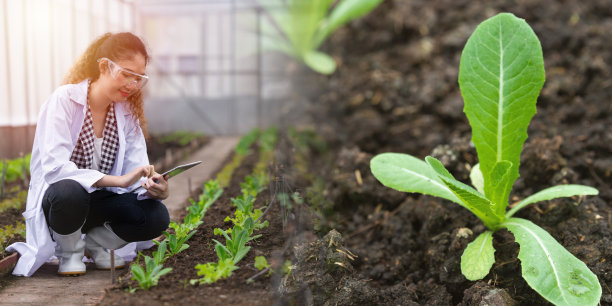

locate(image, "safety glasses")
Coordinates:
97 57 149 89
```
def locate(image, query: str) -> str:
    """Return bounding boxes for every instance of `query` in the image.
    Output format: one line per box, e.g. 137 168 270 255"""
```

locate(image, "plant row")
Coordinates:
128 127 272 290
129 179 223 290
191 127 279 285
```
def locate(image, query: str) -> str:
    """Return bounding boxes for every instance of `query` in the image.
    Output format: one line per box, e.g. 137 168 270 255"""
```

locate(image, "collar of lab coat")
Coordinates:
67 79 130 117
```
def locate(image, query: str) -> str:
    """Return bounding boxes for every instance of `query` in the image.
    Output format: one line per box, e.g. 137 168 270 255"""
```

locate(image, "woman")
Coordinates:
7 32 170 277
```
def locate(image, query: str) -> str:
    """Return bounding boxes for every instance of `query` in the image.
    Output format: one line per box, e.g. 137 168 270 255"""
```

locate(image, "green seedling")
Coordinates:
370 13 601 306
254 256 271 271
151 240 170 264
130 253 172 290
240 173 267 197
258 0 383 74
190 258 238 285
213 218 261 264
162 229 195 256
0 154 31 183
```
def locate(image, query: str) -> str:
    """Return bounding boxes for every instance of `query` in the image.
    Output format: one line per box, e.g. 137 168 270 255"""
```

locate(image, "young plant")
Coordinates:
213 217 261 264
162 228 195 256
190 258 238 285
130 253 172 290
370 13 601 306
258 0 383 74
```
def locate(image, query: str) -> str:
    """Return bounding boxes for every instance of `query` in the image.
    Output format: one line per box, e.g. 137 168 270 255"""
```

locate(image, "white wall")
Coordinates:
0 0 134 127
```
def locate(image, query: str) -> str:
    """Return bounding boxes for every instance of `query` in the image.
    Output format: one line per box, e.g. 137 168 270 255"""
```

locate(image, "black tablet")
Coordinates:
129 161 202 193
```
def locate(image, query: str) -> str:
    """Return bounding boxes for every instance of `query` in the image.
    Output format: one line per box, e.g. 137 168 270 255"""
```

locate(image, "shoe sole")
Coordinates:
58 271 86 276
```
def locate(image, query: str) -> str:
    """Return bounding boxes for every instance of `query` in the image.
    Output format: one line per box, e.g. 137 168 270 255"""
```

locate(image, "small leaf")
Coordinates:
460 13 545 205
303 50 336 75
506 185 599 218
371 153 462 206
254 256 270 271
461 231 495 280
502 218 601 306
426 156 501 227
484 160 512 214
315 0 384 48
470 163 485 194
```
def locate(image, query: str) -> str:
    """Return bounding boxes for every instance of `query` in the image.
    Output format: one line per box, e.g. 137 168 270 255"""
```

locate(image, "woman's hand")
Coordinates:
142 172 170 200
120 165 155 188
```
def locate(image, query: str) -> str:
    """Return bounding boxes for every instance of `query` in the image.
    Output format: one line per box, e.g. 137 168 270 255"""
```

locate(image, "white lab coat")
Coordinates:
7 79 157 277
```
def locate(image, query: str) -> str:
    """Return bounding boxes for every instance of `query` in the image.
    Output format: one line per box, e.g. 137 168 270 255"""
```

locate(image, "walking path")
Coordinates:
0 137 238 305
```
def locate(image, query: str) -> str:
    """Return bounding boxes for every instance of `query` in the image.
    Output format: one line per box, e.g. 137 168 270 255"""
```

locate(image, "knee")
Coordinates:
45 179 89 214
145 201 170 234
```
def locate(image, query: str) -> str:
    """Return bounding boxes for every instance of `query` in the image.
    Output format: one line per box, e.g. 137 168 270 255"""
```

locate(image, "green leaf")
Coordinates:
506 185 599 218
459 13 545 205
425 156 500 227
314 0 384 48
470 163 485 194
370 153 462 206
254 256 270 271
302 50 336 75
484 160 512 213
502 218 601 306
461 231 495 280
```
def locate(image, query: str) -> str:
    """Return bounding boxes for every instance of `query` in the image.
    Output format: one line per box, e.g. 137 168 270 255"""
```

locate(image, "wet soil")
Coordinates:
281 0 612 305
99 145 286 305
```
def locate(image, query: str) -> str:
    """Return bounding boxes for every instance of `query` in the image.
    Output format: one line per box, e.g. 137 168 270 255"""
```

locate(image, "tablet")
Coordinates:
129 161 202 193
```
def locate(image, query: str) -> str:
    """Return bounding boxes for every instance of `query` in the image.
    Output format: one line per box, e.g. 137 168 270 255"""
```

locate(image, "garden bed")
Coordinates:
100 134 285 305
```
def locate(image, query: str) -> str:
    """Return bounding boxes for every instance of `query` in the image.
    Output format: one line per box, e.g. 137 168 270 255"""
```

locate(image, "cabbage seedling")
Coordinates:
257 0 383 74
370 13 601 306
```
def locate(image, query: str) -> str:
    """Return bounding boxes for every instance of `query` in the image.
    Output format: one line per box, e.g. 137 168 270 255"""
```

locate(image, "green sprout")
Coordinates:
370 13 601 306
258 0 383 74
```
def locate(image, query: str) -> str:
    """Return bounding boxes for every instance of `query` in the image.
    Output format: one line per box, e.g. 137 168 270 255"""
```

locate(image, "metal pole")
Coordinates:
256 7 262 129
201 14 207 98
49 0 56 87
22 0 31 155
71 0 77 60
3 0 13 129
230 0 236 134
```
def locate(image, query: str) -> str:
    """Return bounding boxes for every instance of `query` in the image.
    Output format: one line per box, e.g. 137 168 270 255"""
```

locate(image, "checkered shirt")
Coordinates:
70 101 119 174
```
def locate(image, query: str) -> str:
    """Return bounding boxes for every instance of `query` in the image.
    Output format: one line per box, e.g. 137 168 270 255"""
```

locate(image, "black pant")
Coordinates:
42 179 169 242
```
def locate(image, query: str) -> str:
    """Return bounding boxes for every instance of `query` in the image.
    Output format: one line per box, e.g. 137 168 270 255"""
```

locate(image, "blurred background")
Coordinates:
0 0 294 158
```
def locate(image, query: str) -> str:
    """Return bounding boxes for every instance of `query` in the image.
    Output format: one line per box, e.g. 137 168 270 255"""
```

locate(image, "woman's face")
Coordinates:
98 52 147 102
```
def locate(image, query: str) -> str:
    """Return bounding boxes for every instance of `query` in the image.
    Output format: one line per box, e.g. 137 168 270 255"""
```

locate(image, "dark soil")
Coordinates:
280 0 612 305
99 144 286 305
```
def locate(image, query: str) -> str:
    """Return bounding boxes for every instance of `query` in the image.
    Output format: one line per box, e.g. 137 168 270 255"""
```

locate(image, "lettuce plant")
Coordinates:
130 253 172 290
258 0 383 74
370 13 601 306
190 259 238 285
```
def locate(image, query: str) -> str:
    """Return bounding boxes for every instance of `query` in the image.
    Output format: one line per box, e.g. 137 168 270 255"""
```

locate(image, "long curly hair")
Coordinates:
63 32 150 137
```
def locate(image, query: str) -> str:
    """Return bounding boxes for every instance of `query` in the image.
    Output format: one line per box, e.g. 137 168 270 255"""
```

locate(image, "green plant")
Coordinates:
258 0 383 74
157 130 205 146
0 222 25 256
0 154 31 183
240 174 267 197
213 217 261 264
370 13 600 306
130 253 172 290
190 258 238 285
235 128 261 156
0 190 27 213
254 256 270 271
161 229 195 256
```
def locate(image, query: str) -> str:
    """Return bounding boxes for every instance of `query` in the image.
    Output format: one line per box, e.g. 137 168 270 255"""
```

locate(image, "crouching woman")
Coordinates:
7 32 170 276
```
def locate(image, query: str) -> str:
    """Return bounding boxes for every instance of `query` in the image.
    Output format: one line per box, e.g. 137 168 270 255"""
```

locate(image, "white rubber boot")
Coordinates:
85 222 128 270
52 229 86 276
